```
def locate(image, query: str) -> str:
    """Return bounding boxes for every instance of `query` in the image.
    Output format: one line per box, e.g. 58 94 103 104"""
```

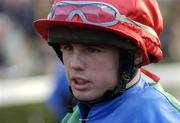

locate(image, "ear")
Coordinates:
134 51 143 68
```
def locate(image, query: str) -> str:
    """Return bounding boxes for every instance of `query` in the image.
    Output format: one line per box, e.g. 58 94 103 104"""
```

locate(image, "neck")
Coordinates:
126 69 141 89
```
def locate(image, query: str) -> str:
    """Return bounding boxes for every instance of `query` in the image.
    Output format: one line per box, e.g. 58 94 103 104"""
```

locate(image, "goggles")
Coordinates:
48 1 158 38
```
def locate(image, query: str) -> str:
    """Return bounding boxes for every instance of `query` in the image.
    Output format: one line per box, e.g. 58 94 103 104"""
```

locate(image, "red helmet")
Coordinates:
34 0 163 66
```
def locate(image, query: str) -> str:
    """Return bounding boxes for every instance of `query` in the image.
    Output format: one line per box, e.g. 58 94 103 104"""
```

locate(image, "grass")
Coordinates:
0 103 56 123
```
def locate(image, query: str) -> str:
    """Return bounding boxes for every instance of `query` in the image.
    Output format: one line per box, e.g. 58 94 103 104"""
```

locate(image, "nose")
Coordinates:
70 51 85 71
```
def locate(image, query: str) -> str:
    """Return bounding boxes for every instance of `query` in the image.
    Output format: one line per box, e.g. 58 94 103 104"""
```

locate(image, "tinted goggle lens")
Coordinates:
48 2 116 24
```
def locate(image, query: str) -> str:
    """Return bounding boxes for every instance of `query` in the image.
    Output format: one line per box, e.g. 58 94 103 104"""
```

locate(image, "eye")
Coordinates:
87 46 101 53
60 44 73 52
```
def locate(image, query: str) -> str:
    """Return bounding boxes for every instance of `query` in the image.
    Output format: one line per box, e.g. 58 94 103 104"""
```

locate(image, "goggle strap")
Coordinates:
116 15 158 38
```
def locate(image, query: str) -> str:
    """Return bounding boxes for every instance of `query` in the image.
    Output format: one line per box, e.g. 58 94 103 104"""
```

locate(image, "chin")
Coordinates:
75 96 91 101
74 94 95 102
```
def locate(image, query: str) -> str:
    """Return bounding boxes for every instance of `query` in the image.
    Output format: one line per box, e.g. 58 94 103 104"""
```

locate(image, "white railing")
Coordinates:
0 63 180 107
0 75 54 107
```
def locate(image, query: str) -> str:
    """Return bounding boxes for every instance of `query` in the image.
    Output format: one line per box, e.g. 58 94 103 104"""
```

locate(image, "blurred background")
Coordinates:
0 0 180 123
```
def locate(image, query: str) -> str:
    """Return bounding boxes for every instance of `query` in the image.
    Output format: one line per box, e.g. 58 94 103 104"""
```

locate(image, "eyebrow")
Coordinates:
59 42 109 49
81 43 107 49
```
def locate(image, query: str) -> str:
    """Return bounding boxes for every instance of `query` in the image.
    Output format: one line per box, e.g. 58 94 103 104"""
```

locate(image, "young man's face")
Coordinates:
61 43 119 101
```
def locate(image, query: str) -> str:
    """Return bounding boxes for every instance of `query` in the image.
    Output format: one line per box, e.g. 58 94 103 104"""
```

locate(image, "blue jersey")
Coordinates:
62 78 180 123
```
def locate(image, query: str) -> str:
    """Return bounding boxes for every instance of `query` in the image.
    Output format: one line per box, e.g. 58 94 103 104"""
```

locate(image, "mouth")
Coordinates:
70 77 90 91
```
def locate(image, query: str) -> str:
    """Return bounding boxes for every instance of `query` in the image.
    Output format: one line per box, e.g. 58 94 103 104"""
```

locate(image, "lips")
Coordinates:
70 77 90 91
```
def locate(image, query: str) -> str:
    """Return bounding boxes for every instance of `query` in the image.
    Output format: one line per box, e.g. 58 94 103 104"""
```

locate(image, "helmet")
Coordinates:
34 0 163 66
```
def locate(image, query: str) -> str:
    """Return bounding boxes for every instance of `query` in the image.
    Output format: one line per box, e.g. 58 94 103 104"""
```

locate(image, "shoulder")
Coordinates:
126 82 178 111
120 82 180 122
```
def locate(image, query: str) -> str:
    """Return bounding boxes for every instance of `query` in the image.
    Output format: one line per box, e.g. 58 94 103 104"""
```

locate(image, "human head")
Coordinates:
34 0 163 102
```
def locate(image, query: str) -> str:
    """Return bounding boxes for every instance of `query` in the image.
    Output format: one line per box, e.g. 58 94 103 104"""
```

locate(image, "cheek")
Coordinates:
63 60 71 83
62 54 71 74
89 59 119 87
